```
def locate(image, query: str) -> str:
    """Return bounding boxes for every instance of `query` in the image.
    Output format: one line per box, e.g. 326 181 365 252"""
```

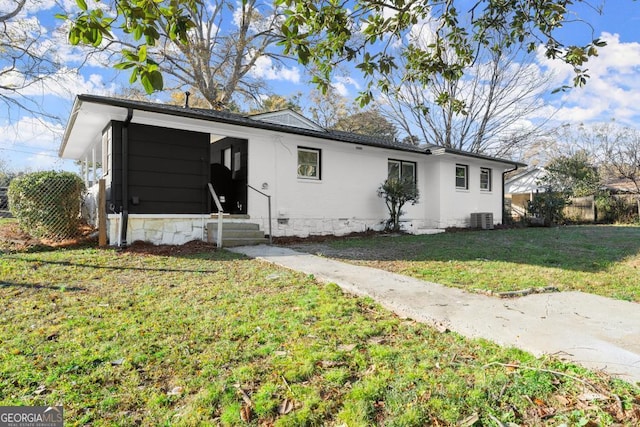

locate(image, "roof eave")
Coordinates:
58 97 83 158
441 147 527 168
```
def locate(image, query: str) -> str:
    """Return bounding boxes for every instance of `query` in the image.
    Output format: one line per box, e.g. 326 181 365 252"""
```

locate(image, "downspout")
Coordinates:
502 164 519 225
120 108 134 247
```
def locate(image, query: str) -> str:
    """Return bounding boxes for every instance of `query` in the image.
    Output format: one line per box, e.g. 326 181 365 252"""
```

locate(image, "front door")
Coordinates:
210 138 248 214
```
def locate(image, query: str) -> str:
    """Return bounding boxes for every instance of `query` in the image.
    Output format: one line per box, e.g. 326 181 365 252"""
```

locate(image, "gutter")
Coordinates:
120 108 134 247
502 163 521 225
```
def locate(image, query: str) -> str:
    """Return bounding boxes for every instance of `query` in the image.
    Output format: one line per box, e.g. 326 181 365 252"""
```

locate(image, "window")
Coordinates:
223 148 232 170
455 164 468 189
298 147 321 179
480 167 492 191
388 159 416 186
101 128 111 178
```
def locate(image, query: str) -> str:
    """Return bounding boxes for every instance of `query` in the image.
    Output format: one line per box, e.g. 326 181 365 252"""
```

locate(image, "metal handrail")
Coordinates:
207 183 224 248
247 184 272 245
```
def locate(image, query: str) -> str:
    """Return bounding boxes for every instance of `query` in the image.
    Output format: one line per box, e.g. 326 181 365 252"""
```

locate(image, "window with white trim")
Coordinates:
455 164 468 189
101 128 111 178
480 167 492 191
297 147 321 180
388 159 416 186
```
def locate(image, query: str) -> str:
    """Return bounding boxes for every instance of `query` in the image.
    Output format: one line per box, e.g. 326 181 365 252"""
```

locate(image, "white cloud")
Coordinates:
0 116 71 171
0 0 57 16
537 32 640 126
1 116 63 149
330 76 361 97
331 82 349 97
0 67 116 98
249 56 301 83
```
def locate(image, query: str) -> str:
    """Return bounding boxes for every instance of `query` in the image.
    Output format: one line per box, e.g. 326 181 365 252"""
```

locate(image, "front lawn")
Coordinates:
1 243 639 426
287 225 640 302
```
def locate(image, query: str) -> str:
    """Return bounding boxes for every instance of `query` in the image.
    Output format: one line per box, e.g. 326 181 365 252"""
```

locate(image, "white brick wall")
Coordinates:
107 214 208 246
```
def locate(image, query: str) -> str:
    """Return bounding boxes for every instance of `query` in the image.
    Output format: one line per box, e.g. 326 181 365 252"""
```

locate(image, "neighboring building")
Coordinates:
59 94 525 246
504 167 549 220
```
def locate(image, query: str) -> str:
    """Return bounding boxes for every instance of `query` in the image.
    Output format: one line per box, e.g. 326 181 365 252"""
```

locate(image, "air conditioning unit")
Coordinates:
470 212 494 230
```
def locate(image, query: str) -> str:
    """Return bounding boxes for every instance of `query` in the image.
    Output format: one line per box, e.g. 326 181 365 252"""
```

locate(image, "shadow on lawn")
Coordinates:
7 252 247 275
0 281 86 292
290 225 640 273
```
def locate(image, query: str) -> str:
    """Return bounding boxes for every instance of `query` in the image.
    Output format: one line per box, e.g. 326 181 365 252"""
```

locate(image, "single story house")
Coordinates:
59 94 525 246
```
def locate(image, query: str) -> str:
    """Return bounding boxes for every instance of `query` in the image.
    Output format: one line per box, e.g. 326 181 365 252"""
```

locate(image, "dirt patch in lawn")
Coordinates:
0 220 218 256
0 221 98 252
122 239 218 256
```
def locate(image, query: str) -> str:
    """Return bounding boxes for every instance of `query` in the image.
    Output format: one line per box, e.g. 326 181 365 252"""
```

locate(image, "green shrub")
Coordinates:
595 192 638 223
8 171 85 239
526 190 567 227
377 177 419 232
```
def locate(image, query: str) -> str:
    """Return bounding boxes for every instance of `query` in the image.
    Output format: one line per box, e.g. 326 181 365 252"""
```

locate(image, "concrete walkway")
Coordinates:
230 245 640 385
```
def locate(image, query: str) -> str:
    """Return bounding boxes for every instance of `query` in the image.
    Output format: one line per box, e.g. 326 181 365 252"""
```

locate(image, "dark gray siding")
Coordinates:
110 122 210 214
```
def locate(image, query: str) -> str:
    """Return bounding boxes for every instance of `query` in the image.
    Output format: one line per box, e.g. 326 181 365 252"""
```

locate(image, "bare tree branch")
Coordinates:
0 0 26 23
378 41 552 156
0 3 65 122
142 0 286 109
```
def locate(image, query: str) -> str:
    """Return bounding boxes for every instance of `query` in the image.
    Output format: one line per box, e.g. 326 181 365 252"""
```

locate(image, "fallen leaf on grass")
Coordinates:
364 365 377 375
458 412 478 426
338 344 357 352
578 392 608 401
34 385 46 395
554 394 570 406
317 360 345 368
278 399 295 415
487 413 519 427
110 358 125 366
367 336 387 345
235 384 253 407
240 404 252 422
167 386 184 396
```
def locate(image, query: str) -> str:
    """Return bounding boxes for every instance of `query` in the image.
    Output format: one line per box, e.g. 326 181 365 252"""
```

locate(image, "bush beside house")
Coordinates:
8 171 85 240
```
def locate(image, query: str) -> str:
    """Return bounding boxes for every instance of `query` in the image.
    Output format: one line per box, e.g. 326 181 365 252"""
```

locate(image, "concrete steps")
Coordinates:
206 222 269 247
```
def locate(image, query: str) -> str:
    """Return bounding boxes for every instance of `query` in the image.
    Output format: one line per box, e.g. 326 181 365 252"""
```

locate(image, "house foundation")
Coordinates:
107 214 209 246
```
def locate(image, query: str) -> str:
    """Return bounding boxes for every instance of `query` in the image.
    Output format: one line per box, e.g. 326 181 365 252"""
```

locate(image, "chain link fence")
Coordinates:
0 187 10 218
8 172 85 243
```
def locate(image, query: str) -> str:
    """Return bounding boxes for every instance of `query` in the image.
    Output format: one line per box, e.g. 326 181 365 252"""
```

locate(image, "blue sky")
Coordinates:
1 0 640 173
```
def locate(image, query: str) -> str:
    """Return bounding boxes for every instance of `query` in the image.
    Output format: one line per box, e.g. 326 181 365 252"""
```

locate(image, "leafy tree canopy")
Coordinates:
333 108 397 140
59 0 199 93
250 94 302 113
543 150 600 197
276 0 611 106
62 0 615 101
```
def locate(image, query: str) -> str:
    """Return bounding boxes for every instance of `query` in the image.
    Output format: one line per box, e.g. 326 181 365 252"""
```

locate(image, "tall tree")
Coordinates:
169 89 217 109
63 0 285 109
334 108 397 140
542 150 600 197
305 86 353 128
250 94 302 113
64 0 612 103
550 122 640 215
377 43 551 155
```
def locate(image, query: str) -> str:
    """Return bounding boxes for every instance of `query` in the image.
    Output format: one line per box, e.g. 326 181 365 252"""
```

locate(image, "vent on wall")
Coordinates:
470 212 494 230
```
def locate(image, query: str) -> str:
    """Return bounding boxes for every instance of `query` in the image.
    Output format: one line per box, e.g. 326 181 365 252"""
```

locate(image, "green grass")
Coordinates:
295 225 640 302
1 245 639 425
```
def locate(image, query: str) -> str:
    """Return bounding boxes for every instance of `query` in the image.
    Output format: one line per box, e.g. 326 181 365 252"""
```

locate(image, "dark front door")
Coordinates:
210 138 248 214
